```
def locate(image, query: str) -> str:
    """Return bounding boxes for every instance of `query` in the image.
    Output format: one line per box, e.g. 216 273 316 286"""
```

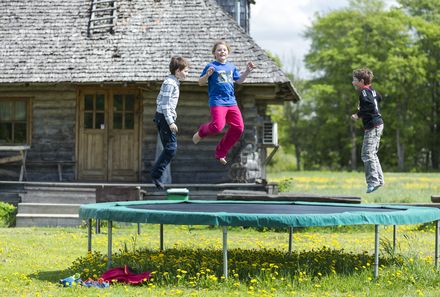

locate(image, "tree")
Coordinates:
266 51 310 170
398 0 440 169
304 0 426 171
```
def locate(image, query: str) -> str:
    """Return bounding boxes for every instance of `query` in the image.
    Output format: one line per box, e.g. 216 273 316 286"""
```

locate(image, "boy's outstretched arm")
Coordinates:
235 61 255 84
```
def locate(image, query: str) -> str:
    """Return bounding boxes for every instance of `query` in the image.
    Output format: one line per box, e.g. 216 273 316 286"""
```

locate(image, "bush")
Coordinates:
0 202 17 227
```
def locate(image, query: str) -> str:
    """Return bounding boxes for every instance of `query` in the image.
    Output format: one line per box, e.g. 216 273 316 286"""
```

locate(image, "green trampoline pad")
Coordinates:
79 200 440 228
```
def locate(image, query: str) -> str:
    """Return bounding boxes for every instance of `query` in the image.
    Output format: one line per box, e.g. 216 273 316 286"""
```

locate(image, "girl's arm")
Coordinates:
235 61 255 84
198 67 215 86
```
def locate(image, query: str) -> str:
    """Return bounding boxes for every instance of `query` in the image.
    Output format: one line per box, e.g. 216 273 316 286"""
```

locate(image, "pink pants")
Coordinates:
198 105 244 159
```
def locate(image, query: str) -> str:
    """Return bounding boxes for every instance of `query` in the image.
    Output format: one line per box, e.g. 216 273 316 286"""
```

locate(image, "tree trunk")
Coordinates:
349 122 357 171
295 144 301 171
430 84 439 169
396 128 405 171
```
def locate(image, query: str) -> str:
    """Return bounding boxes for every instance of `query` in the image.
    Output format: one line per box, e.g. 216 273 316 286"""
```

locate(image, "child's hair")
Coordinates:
169 56 189 75
212 40 231 54
353 68 374 85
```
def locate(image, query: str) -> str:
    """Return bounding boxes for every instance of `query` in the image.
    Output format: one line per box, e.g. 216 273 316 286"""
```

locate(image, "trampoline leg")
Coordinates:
374 225 380 279
288 227 293 255
393 225 397 255
137 223 141 235
435 220 439 271
107 220 113 269
160 224 164 251
223 226 228 278
87 219 92 252
96 219 101 234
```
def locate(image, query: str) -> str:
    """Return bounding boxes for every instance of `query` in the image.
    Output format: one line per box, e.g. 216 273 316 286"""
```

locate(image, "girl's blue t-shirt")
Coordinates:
200 61 240 107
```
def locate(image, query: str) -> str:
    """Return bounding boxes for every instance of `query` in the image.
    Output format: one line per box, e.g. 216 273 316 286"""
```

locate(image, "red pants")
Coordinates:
198 105 244 159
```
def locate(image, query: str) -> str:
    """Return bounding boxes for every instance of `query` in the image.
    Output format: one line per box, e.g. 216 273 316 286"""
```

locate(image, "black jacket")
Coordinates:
356 87 383 130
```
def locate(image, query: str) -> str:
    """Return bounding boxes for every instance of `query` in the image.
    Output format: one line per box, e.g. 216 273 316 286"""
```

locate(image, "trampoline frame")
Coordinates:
82 201 440 279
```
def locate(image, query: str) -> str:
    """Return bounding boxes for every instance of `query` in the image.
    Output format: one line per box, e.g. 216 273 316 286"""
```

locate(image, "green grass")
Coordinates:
268 171 440 204
2 222 440 296
1 171 440 296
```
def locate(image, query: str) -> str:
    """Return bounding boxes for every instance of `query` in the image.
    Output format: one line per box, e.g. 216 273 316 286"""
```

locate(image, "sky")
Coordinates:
249 0 397 78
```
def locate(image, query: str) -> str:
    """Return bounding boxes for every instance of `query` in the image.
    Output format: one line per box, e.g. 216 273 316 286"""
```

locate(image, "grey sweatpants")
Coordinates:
361 124 384 187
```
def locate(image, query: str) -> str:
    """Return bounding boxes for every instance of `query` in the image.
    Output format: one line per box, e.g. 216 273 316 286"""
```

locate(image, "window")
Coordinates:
0 98 31 144
113 94 135 129
84 94 105 129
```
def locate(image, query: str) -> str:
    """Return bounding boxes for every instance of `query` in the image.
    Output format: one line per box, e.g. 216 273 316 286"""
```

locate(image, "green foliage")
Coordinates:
68 246 396 287
267 0 440 172
0 202 16 227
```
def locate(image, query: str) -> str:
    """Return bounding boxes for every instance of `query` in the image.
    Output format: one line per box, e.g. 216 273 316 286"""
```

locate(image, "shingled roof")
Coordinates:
0 0 299 101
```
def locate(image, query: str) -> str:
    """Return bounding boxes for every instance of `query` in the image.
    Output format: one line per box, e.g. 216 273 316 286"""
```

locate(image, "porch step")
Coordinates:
15 213 80 227
15 186 96 227
18 203 81 214
20 186 96 204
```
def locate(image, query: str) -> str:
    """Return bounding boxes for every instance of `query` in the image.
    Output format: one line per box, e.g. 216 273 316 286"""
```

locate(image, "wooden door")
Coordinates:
108 91 140 181
77 89 141 181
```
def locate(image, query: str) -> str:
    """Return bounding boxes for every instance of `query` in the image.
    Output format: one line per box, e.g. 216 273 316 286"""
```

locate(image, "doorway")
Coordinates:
77 88 141 181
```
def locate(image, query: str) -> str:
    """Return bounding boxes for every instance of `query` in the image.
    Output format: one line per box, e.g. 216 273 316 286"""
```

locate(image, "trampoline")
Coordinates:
80 200 440 278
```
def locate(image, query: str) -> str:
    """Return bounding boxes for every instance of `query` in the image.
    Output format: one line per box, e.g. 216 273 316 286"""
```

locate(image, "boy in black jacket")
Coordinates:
351 68 384 193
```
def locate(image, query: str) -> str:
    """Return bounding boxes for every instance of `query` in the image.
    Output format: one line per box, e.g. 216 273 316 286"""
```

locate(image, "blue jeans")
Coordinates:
361 124 384 187
151 112 177 181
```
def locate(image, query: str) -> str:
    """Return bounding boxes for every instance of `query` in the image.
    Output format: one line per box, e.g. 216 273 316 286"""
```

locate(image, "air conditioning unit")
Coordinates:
262 121 278 146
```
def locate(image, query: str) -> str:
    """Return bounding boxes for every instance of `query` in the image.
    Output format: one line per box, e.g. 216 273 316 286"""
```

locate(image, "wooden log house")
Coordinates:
0 0 300 185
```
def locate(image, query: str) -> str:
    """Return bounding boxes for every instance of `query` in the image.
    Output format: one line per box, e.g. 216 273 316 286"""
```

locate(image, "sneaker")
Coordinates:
217 157 227 165
152 177 165 190
366 184 382 194
192 132 202 144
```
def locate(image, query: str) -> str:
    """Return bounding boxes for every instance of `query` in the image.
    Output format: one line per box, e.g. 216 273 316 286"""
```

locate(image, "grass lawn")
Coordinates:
1 171 440 296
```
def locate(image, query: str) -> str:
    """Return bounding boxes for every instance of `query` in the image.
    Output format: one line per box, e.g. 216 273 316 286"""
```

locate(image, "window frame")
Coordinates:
0 97 32 145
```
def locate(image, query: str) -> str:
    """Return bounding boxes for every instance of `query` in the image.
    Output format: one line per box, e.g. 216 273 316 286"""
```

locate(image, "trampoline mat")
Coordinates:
128 202 403 215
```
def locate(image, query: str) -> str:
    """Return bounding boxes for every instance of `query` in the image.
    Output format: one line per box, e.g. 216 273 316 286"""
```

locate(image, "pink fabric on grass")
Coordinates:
101 265 151 285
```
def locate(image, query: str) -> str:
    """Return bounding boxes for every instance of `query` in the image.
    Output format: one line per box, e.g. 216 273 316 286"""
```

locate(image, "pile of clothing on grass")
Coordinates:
60 265 151 288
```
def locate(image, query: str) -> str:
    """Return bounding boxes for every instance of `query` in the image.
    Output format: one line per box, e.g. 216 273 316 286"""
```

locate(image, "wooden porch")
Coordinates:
0 181 276 227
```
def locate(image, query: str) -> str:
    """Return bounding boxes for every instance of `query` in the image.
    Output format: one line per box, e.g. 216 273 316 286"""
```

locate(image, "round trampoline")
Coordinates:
80 200 440 278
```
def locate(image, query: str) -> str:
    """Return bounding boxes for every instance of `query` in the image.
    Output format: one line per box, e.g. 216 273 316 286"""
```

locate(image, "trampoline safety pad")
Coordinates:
79 200 440 228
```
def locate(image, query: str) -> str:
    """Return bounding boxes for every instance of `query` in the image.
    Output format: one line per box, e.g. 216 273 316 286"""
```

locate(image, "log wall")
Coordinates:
0 84 77 181
0 83 272 183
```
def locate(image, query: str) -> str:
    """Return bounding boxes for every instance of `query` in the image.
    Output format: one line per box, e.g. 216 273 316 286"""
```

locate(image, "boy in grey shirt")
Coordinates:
151 56 189 189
